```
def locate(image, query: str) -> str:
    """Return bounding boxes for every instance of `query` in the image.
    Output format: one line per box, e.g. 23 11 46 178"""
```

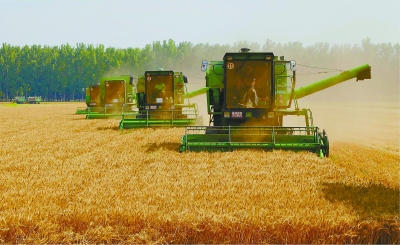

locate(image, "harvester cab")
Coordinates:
85 75 137 119
119 70 203 128
179 48 371 157
86 84 102 113
202 50 303 127
89 84 101 107
76 85 98 114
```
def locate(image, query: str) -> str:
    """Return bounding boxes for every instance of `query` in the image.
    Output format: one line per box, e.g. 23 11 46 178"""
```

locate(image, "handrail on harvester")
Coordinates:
85 106 137 119
119 105 201 129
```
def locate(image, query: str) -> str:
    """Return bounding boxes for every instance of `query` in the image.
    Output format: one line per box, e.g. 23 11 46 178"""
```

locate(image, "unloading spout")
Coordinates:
295 64 371 99
184 87 209 99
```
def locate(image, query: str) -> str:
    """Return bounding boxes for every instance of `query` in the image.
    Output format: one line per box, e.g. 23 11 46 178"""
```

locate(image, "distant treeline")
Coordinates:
0 38 398 101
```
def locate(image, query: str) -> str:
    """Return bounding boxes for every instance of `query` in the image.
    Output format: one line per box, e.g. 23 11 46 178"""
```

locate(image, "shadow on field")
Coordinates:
71 117 87 120
320 182 399 218
97 126 120 131
146 142 181 153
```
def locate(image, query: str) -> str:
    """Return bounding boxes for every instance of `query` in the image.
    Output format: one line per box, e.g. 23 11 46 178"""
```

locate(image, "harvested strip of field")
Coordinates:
0 102 398 244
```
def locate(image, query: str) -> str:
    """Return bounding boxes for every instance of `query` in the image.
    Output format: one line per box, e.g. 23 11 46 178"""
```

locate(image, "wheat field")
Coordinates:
0 102 398 244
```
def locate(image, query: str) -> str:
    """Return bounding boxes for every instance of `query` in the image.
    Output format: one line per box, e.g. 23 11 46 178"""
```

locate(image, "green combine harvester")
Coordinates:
13 96 26 104
76 85 102 115
81 75 137 119
27 96 42 104
119 70 206 129
179 48 371 157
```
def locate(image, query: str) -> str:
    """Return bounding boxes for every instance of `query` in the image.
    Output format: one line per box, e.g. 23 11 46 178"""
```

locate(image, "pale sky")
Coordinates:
0 0 399 48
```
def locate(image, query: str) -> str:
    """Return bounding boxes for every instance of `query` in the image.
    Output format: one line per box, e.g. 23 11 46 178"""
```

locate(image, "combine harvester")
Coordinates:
179 48 371 157
27 96 42 104
82 75 138 119
13 96 26 104
119 69 207 129
76 84 101 115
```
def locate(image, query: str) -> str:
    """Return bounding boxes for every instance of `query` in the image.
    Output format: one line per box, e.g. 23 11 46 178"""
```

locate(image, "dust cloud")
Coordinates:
295 60 398 104
102 66 135 78
299 101 399 149
185 76 208 126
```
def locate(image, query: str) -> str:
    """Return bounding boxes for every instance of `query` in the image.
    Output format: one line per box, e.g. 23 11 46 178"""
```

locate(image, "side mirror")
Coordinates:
201 60 208 72
290 60 296 71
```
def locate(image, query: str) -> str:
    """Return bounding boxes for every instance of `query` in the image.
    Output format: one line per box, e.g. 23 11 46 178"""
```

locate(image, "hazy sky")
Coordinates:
1 0 399 49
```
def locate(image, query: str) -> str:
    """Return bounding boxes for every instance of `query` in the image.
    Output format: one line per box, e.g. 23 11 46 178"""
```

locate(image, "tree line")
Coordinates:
0 38 398 102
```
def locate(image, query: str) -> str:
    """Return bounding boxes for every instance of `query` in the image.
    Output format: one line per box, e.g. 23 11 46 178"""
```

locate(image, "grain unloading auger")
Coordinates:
179 48 371 157
119 70 207 129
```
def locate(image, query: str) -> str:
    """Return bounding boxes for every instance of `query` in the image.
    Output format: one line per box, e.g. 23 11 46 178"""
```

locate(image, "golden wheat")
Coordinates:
0 102 398 244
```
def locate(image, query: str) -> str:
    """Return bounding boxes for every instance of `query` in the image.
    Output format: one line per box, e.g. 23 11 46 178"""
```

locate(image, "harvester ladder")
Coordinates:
293 97 299 110
209 105 215 125
292 75 299 110
171 110 174 126
307 109 314 127
228 126 231 151
184 85 191 105
146 110 149 127
302 109 314 135
271 127 275 148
